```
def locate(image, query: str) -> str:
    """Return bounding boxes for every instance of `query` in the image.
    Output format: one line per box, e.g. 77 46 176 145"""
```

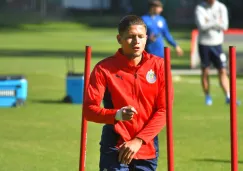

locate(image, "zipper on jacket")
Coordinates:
133 71 139 134
134 73 138 79
132 72 137 99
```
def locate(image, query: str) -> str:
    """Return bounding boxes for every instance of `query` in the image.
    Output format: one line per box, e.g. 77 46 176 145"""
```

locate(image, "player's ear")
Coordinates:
117 34 122 44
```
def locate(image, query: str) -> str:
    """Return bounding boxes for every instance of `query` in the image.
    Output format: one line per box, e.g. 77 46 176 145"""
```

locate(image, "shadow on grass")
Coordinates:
0 49 191 69
0 8 193 38
31 99 72 105
0 8 122 32
0 49 113 59
66 10 122 28
171 64 190 69
0 9 45 31
193 158 243 164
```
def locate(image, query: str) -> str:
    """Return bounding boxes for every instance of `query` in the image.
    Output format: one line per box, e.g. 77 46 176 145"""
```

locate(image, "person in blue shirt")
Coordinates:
141 0 183 58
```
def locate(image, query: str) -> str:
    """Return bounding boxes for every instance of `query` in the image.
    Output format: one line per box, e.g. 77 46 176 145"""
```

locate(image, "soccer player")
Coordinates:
141 0 183 58
83 15 173 170
195 0 240 105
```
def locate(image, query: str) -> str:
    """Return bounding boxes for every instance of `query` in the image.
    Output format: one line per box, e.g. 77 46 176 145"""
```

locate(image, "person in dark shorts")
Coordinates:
195 0 240 105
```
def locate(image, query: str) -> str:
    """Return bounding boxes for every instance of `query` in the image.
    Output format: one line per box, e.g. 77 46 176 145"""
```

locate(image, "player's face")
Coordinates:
154 6 163 15
117 25 147 59
206 0 215 5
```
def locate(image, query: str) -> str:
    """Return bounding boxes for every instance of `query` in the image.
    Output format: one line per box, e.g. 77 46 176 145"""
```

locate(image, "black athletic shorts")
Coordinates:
198 44 227 69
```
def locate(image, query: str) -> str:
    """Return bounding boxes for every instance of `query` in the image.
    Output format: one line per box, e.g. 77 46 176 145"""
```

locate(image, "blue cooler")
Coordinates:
0 75 28 107
63 73 84 104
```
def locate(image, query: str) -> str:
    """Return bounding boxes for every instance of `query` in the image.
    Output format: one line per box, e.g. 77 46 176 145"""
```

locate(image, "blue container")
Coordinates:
0 75 28 107
65 73 84 104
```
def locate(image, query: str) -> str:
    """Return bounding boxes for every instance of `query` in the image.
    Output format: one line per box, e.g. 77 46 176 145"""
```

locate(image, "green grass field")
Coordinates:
0 22 242 171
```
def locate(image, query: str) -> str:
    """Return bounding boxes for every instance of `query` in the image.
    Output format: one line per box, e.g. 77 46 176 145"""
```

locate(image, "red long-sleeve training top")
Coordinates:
83 48 173 159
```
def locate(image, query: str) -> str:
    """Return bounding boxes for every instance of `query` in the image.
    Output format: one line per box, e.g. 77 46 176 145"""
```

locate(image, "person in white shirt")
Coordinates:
194 0 240 106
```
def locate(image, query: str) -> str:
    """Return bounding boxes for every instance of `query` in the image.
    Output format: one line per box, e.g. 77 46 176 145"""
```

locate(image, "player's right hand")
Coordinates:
175 46 184 57
122 106 138 120
115 106 138 121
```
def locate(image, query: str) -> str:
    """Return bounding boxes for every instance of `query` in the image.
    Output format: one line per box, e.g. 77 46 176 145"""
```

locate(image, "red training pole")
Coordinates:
229 46 238 171
79 46 91 171
164 47 174 171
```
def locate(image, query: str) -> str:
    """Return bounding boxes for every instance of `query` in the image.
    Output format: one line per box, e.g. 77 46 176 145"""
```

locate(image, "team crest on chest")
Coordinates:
157 20 163 28
146 69 156 84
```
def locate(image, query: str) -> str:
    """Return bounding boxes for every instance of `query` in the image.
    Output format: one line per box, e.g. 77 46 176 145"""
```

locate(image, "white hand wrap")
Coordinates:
115 107 125 121
115 106 137 121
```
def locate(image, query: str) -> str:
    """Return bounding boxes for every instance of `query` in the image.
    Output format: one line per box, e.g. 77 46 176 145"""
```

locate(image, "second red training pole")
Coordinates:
229 46 238 171
164 47 174 171
79 46 91 171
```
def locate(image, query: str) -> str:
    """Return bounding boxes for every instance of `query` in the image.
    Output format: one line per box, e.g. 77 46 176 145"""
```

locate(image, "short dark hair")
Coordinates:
118 15 147 35
148 0 163 8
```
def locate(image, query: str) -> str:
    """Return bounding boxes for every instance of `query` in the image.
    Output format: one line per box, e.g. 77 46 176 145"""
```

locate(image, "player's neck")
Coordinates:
148 11 156 16
206 0 216 6
131 55 143 66
120 49 143 66
207 2 214 6
125 54 143 66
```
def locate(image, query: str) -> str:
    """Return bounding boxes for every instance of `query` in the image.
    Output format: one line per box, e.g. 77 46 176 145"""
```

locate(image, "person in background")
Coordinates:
194 0 240 105
141 0 184 58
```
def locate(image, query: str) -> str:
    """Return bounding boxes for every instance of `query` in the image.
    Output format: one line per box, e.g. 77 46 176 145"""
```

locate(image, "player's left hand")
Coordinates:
118 138 143 165
175 46 184 57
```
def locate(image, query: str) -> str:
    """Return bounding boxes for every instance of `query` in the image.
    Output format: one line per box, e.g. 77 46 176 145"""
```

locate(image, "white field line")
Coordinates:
173 76 243 91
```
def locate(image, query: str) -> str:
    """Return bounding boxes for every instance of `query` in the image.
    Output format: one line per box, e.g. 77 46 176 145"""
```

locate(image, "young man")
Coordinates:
83 15 173 170
141 0 183 58
195 0 240 105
